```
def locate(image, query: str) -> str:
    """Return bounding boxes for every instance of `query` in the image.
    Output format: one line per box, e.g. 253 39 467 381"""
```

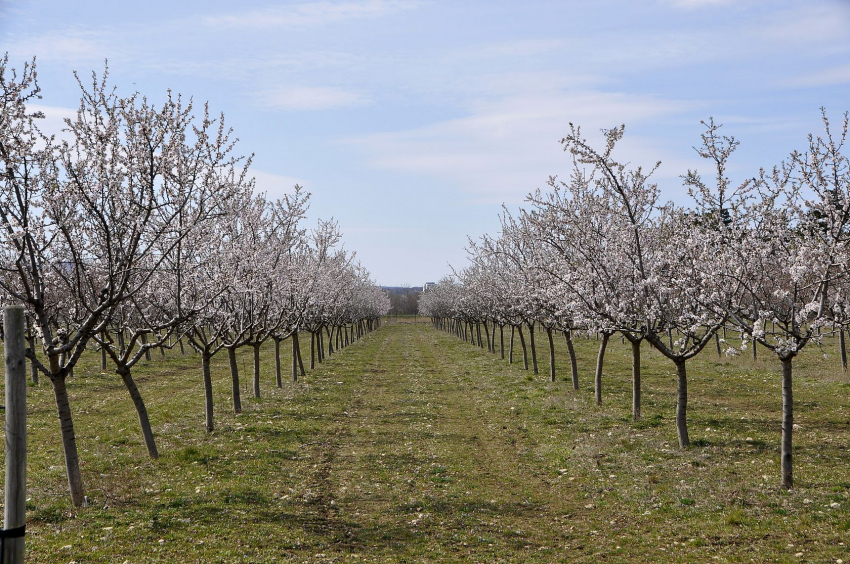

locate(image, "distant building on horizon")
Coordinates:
422 282 436 292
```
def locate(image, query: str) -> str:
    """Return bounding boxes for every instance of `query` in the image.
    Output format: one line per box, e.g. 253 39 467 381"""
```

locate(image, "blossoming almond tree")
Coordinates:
555 123 737 445
0 59 238 506
724 111 849 488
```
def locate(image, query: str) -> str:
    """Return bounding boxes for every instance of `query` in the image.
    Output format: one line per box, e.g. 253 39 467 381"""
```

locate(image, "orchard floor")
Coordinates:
7 320 850 562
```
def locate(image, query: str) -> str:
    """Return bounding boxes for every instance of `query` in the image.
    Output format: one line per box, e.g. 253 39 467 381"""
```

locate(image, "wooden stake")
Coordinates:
4 306 27 563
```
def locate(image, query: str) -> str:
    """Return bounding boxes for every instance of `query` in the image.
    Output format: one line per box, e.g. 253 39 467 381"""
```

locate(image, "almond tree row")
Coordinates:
0 56 389 507
421 112 850 489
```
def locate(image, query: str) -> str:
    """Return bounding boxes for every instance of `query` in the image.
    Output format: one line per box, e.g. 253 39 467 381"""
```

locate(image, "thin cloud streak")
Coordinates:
347 87 701 203
782 63 850 88
256 85 371 111
201 0 420 29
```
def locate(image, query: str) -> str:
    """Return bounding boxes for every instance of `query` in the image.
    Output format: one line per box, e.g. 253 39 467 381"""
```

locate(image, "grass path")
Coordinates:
12 321 850 562
306 320 583 560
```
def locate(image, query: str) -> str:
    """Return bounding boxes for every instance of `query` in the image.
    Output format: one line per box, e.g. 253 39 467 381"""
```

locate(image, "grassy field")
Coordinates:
1 321 849 562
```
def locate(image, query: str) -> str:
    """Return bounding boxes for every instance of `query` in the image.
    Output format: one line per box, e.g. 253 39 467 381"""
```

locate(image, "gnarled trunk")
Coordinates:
781 356 793 488
564 330 578 390
517 325 528 370
252 342 261 399
595 332 610 405
27 333 39 383
546 326 555 382
50 361 86 507
631 338 641 421
117 366 159 459
674 358 689 448
295 331 306 377
509 325 515 364
499 324 505 359
292 331 299 382
274 337 282 388
310 332 316 369
100 334 107 371
202 352 214 432
528 323 539 375
140 332 152 361
314 331 320 363
227 347 242 414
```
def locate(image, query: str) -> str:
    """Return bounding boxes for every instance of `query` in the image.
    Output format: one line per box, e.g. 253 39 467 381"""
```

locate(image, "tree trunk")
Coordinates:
840 328 847 372
631 339 641 421
546 326 555 382
595 332 609 405
674 358 689 448
518 325 529 370
781 356 793 489
117 366 159 459
274 337 282 388
565 330 579 391
100 337 107 371
227 347 242 414
50 369 86 507
483 322 491 352
499 325 505 359
715 332 722 358
310 332 316 369
202 352 214 432
252 342 261 399
295 332 306 377
179 338 186 355
752 338 757 361
140 332 152 361
509 325 515 364
27 333 38 384
318 331 324 363
292 331 299 382
528 323 539 375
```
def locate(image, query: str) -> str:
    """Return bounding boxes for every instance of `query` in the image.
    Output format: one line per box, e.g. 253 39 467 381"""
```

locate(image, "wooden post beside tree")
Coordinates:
4 305 28 564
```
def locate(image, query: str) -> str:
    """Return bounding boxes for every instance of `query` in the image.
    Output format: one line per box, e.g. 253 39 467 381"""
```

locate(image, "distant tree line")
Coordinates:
384 286 422 315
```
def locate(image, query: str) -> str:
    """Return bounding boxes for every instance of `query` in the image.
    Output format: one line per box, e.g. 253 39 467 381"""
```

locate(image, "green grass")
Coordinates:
2 322 849 562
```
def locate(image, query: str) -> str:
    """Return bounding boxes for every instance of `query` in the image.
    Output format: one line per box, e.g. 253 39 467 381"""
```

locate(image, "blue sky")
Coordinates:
2 0 849 285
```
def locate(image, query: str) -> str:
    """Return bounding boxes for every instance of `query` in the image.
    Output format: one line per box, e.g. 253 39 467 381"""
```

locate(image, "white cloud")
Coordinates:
251 170 307 201
783 63 850 88
347 87 700 204
27 104 78 144
257 85 370 110
753 2 850 47
663 0 745 8
202 0 419 29
4 30 115 64
344 226 414 234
